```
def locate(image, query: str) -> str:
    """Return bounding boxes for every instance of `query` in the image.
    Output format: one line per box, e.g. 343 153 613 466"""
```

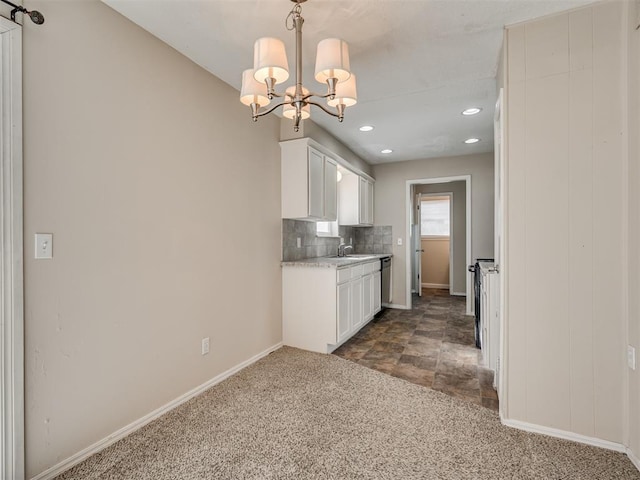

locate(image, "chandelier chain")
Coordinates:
285 3 302 31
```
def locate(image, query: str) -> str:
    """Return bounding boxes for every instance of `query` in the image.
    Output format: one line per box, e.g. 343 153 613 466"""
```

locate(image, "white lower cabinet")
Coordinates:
337 282 351 343
362 274 373 322
351 277 364 330
283 259 382 353
373 271 381 314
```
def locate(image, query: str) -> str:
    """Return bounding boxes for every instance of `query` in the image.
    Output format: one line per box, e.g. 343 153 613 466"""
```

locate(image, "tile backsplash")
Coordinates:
282 219 393 261
354 225 393 255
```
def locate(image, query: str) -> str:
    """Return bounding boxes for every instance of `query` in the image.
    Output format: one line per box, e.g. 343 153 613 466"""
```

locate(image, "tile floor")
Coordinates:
333 288 499 411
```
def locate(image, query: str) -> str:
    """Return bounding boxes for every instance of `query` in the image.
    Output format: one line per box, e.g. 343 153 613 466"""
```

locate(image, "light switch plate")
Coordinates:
35 233 53 259
202 337 210 355
629 345 636 370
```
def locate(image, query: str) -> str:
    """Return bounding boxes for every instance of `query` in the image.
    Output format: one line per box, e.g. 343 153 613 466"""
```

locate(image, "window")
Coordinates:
421 196 450 237
317 220 339 237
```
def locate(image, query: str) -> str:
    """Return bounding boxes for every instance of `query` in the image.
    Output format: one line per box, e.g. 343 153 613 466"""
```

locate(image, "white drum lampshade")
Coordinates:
314 38 351 83
283 86 311 119
253 37 290 84
240 69 270 107
327 73 357 107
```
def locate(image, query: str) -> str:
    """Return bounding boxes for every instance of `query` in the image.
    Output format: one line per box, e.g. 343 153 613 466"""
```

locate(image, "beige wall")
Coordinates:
23 1 282 477
373 153 494 308
421 238 450 287
280 119 373 177
627 0 640 462
416 181 467 294
505 1 626 442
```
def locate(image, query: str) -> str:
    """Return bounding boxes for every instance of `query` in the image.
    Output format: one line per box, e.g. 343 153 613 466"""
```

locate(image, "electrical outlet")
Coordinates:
629 345 636 370
397 238 403 246
201 337 210 356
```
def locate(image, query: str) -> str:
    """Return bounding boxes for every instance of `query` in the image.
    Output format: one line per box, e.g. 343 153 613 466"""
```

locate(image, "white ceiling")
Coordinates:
103 0 595 165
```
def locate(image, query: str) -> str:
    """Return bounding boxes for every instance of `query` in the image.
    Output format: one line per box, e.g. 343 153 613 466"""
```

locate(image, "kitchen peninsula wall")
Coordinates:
282 220 393 261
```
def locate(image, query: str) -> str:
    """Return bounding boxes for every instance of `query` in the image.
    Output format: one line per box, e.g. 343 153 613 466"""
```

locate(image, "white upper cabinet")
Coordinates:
281 139 338 221
339 172 374 226
324 156 338 221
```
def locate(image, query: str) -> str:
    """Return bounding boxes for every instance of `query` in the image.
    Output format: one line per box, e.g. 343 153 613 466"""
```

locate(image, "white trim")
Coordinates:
501 418 626 453
383 303 410 310
422 283 449 289
450 291 466 297
495 86 508 419
31 342 283 480
627 447 640 473
0 17 23 480
406 176 472 314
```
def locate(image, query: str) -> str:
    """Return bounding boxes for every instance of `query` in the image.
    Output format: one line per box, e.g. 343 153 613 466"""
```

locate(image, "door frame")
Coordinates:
0 15 24 480
417 192 454 293
494 88 507 416
405 175 472 314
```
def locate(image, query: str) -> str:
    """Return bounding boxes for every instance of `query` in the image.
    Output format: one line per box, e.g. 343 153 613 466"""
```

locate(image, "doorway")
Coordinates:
405 176 472 314
415 192 454 295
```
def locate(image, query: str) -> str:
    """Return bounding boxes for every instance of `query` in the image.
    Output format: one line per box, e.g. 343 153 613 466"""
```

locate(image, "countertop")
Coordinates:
281 254 392 269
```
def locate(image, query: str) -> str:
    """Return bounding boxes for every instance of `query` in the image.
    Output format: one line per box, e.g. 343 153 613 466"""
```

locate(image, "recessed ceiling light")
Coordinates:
381 149 393 154
359 125 374 132
462 107 482 116
464 138 480 144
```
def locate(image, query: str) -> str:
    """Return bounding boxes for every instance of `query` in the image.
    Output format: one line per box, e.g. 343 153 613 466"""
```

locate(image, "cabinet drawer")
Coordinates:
350 264 363 279
337 267 351 284
363 261 377 274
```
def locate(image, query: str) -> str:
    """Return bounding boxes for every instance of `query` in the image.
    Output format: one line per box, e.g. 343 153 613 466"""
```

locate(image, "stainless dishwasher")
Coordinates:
381 256 391 305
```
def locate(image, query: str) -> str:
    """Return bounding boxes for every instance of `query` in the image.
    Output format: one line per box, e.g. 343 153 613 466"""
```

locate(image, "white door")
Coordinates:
373 271 381 314
362 274 373 322
324 157 337 221
307 147 324 218
351 277 363 330
337 282 351 343
359 177 367 224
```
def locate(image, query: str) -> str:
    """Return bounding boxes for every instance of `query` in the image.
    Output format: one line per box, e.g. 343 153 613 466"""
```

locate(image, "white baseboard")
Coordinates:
628 447 640 472
450 291 466 297
501 418 625 453
31 342 283 480
422 283 449 289
383 303 410 310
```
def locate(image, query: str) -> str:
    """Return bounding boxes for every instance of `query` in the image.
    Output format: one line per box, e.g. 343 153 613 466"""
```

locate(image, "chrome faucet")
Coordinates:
338 243 354 257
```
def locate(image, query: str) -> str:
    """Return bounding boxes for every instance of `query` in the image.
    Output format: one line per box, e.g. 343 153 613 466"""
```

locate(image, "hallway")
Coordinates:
333 288 498 411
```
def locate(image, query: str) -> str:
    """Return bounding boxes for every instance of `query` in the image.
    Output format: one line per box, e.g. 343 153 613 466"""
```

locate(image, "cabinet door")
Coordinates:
373 271 381 314
362 273 373 322
308 147 324 219
324 157 338 221
351 277 363 331
337 282 351 343
359 177 367 224
367 180 374 224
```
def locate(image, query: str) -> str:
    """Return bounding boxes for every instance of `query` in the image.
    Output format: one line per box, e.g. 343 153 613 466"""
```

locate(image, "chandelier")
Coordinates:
239 0 357 132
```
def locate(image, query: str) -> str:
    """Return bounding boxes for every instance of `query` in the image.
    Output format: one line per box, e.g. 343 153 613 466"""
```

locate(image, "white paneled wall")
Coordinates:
505 2 626 442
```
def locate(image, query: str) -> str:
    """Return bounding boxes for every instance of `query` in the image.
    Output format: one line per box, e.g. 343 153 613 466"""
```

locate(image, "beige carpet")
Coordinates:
56 347 639 479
